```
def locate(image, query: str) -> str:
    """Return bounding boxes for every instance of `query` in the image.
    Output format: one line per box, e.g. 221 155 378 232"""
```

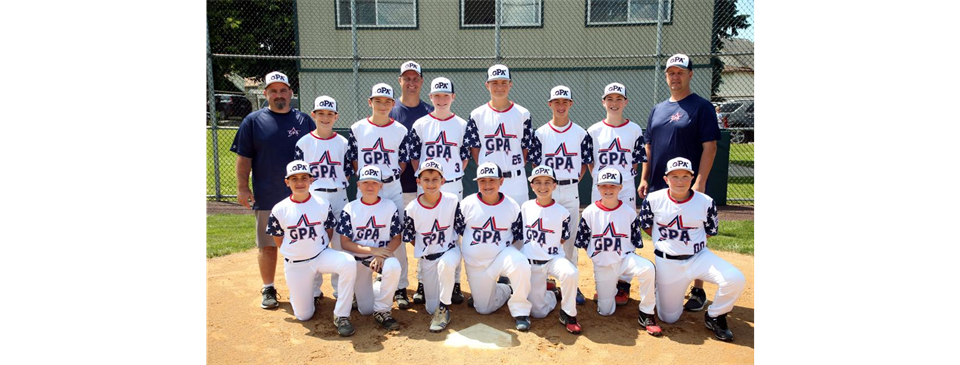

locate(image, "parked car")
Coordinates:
717 99 754 143
214 93 253 120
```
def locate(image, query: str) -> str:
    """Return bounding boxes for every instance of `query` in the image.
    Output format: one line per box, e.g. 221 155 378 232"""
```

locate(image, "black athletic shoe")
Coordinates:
261 286 280 309
395 289 410 310
515 316 531 331
497 276 513 294
451 283 465 304
375 311 400 330
334 316 355 337
429 305 451 332
575 288 586 305
638 311 663 336
705 312 734 342
684 287 708 312
559 310 582 334
412 282 426 304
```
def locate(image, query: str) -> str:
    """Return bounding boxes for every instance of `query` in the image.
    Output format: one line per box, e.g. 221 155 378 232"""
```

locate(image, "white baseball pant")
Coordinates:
500 173 530 209
594 252 656 316
551 183 581 266
420 247 462 315
591 178 637 211
414 182 463 285
310 189 348 298
354 257 402 314
528 257 579 318
283 248 357 321
464 246 532 316
655 248 746 323
377 180 410 290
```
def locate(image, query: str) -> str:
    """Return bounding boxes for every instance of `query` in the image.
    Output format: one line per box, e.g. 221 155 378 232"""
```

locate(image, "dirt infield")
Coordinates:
208 243 754 364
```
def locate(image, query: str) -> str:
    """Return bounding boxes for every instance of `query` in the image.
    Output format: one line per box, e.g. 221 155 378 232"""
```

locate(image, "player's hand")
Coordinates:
370 247 391 258
238 188 255 209
694 179 706 193
637 180 649 199
370 256 385 273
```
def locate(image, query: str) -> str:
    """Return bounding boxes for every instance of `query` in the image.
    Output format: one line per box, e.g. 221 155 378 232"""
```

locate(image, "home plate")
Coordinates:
444 323 514 349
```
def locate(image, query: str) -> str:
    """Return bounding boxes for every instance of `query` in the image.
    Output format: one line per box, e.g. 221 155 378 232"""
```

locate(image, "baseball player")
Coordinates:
520 165 581 334
406 77 467 306
265 161 358 337
348 83 414 309
464 64 534 207
402 160 464 332
294 95 353 301
459 162 533 331
336 166 403 331
528 85 594 306
587 83 646 211
640 157 745 342
575 167 661 336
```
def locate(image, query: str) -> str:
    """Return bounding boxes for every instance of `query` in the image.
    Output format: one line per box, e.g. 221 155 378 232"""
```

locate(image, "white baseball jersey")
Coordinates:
348 118 409 182
266 195 338 261
639 190 719 257
575 200 644 267
519 200 571 261
294 131 354 190
464 102 534 174
336 197 402 257
402 192 464 259
587 119 646 180
407 113 471 180
529 122 593 181
459 193 524 267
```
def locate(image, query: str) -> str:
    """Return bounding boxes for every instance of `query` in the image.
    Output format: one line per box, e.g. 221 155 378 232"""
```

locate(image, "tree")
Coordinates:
207 0 298 92
710 0 752 101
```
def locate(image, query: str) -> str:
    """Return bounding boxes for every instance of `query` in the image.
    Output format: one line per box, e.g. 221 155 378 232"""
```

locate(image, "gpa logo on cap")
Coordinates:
423 160 441 169
405 62 418 69
491 69 507 76
670 56 687 64
363 168 379 176
291 164 308 172
480 167 497 175
608 85 623 93
270 73 287 82
317 100 334 108
376 87 391 94
554 89 569 97
601 172 618 181
434 81 449 90
534 167 550 175
671 160 690 169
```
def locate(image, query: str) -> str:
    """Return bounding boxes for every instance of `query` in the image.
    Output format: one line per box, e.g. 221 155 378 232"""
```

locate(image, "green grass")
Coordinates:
727 176 754 204
729 143 754 169
207 128 240 199
706 220 754 255
207 214 257 258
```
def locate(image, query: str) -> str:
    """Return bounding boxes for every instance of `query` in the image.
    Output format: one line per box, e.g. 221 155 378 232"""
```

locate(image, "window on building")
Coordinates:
462 0 542 28
336 0 418 28
586 0 672 25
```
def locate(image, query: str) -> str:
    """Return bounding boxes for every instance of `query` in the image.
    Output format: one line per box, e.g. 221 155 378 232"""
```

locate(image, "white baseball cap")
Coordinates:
429 77 455 95
312 95 337 113
665 157 695 175
358 165 383 183
549 85 572 101
416 159 444 177
400 60 422 77
602 82 627 99
370 83 394 100
665 53 692 71
528 165 557 182
596 167 623 186
265 71 290 87
474 162 503 180
285 160 311 178
487 64 510 81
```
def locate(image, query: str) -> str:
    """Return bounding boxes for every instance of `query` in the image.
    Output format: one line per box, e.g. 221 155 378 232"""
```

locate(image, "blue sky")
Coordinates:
737 0 755 41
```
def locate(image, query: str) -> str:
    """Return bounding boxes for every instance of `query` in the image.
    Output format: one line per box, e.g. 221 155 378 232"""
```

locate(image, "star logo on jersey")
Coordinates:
425 131 458 161
670 112 683 122
421 219 450 236
545 143 578 172
483 123 517 156
361 138 396 153
590 223 626 257
354 215 387 243
525 218 554 247
357 216 386 230
657 215 696 244
470 216 509 246
288 127 300 137
421 218 451 247
597 138 632 169
287 214 322 243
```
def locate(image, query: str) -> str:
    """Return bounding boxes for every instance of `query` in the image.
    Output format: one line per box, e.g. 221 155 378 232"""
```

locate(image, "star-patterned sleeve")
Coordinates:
705 200 719 236
464 118 480 148
580 134 594 164
574 217 591 249
528 133 543 166
266 214 284 237
336 210 354 240
401 215 417 243
294 146 304 161
407 128 422 160
325 209 337 229
342 149 355 178
561 216 571 241
521 117 533 150
346 133 359 164
390 210 402 237
459 137 472 161
639 199 654 230
630 216 644 249
454 203 466 236
632 134 646 164
511 212 524 244
398 133 410 164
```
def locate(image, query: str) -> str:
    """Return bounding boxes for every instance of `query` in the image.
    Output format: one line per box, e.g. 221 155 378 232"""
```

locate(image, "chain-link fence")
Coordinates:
207 0 754 204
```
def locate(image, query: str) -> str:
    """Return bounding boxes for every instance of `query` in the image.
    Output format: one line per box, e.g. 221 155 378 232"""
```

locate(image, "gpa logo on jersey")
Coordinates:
470 217 508 246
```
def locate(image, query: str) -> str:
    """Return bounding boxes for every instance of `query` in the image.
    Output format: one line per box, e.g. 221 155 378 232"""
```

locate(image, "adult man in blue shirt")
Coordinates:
638 54 719 313
231 71 316 309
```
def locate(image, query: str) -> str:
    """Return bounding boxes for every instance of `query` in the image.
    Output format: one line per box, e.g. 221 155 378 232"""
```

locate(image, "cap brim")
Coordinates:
417 168 444 177
487 76 510 81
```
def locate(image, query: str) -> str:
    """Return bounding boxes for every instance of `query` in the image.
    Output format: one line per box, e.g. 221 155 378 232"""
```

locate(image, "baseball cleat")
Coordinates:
412 282 426 304
514 316 531 332
615 281 630 306
705 312 734 342
334 316 355 337
374 311 400 331
429 305 451 332
575 288 586 305
684 287 708 312
559 310 581 334
638 311 662 336
395 289 410 310
498 276 513 294
451 283 465 304
261 286 280 309
467 296 474 308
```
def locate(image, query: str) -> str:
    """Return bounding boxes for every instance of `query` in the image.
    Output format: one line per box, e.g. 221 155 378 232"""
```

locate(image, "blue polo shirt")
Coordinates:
389 100 434 192
645 93 720 192
230 107 316 210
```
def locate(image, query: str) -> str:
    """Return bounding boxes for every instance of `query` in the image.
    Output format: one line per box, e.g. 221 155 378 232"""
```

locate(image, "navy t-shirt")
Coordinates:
645 93 720 192
230 107 316 210
389 100 434 192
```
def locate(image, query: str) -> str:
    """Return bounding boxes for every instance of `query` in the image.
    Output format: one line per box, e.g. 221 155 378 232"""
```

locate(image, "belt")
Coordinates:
422 249 451 261
382 175 397 183
654 249 693 261
528 259 550 266
557 179 578 186
445 176 463 183
285 249 323 263
501 169 524 178
313 187 340 193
